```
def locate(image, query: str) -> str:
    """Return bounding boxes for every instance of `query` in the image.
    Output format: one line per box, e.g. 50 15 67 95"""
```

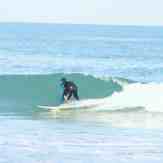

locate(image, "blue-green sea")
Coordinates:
0 23 163 163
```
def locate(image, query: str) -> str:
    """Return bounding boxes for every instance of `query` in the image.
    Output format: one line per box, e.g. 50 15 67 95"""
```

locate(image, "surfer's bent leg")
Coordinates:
67 91 73 100
73 90 79 100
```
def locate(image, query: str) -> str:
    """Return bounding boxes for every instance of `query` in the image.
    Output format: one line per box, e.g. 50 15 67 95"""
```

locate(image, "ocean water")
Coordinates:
0 23 163 162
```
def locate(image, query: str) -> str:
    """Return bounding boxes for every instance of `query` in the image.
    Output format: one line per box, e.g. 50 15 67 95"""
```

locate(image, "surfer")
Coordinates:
60 78 79 103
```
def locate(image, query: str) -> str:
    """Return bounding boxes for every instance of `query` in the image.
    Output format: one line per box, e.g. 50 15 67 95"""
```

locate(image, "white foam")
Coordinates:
79 82 163 113
109 82 163 112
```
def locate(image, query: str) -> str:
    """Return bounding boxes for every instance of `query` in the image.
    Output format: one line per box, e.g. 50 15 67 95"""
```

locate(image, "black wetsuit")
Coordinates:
62 81 79 101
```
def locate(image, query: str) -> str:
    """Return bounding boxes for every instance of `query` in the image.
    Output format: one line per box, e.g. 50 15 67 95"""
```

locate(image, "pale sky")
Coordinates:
0 0 162 26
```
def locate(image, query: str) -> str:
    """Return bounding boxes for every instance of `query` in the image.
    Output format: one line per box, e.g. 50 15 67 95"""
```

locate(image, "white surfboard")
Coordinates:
38 100 101 111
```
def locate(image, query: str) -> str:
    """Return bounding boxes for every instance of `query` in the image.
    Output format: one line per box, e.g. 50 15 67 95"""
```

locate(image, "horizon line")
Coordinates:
0 21 162 28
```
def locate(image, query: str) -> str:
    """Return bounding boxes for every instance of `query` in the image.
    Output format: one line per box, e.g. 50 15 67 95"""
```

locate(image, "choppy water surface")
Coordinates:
0 23 163 162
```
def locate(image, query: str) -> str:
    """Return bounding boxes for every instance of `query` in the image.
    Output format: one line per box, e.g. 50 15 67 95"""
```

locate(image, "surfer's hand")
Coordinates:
64 95 68 102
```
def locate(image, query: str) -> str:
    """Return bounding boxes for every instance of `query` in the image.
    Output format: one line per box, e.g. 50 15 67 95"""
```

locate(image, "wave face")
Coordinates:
0 73 122 114
1 73 163 115
1 72 163 116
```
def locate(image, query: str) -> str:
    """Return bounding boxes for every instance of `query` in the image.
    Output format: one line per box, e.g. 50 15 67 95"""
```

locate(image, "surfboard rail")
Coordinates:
37 100 101 110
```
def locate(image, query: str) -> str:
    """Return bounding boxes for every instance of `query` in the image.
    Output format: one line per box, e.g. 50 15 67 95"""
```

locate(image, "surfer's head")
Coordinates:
60 77 67 84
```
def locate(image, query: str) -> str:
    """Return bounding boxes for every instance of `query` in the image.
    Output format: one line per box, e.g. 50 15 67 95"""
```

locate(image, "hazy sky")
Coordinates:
0 0 162 25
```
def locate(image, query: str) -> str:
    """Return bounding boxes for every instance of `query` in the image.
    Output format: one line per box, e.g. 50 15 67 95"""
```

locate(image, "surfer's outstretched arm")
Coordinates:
60 89 67 103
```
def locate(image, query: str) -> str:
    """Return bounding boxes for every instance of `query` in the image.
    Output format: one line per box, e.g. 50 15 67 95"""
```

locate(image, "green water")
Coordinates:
0 73 122 115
